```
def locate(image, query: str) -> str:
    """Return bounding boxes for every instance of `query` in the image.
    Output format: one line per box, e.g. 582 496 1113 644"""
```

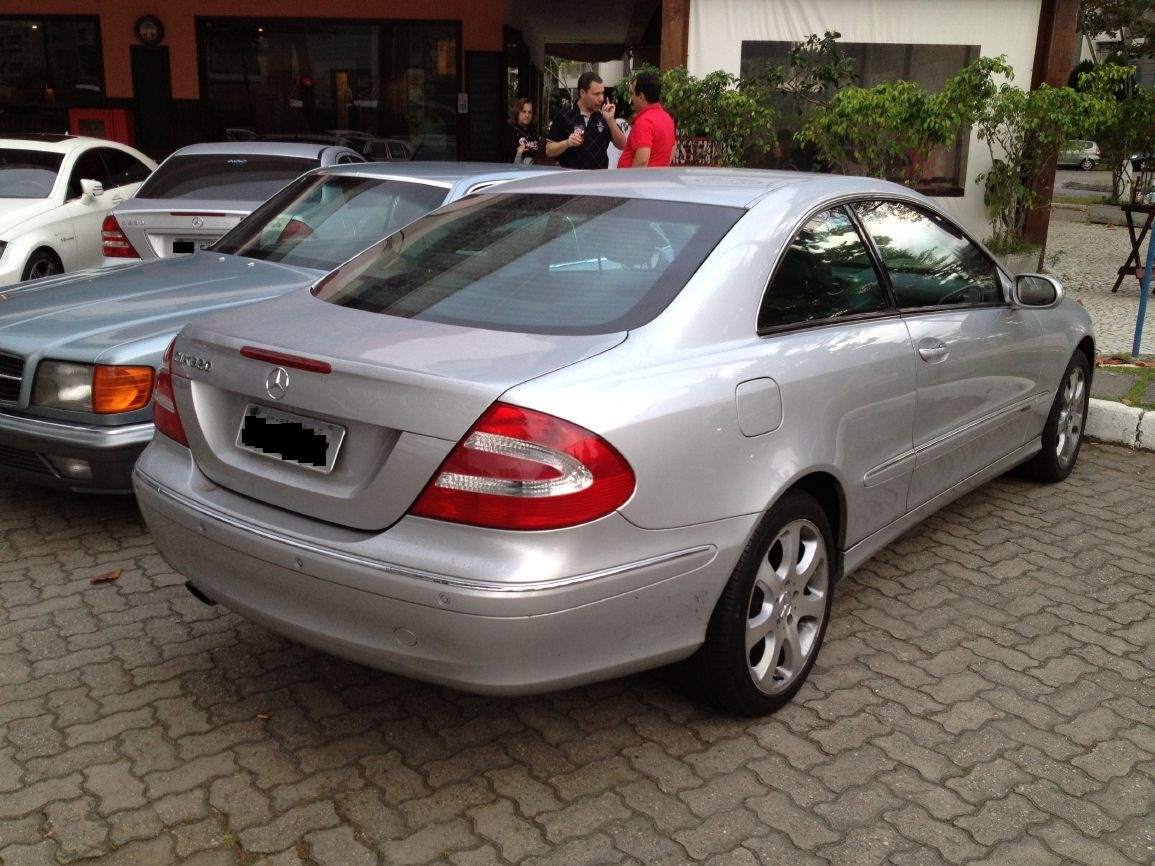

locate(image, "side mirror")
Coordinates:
1011 273 1063 308
79 178 104 199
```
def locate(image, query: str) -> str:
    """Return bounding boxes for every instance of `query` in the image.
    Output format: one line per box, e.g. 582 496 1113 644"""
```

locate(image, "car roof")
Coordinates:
0 134 141 155
467 167 927 210
163 141 360 161
308 160 567 186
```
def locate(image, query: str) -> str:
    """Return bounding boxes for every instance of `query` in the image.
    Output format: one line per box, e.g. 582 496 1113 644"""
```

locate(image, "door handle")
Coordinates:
917 339 949 363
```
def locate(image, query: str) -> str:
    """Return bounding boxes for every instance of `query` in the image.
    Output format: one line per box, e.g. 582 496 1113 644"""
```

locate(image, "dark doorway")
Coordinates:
467 51 503 162
131 45 174 158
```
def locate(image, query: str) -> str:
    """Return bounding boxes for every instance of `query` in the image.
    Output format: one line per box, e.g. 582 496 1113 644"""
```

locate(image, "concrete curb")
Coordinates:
1087 397 1151 451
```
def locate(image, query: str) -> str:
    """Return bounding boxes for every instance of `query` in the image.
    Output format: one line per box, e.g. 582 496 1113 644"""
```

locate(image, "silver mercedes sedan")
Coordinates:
135 168 1093 716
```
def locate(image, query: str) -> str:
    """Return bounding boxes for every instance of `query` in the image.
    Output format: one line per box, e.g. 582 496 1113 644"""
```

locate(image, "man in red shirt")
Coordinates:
618 71 676 168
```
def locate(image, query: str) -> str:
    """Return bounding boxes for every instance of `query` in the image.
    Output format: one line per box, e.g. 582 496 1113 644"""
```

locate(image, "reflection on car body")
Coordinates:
134 168 1094 716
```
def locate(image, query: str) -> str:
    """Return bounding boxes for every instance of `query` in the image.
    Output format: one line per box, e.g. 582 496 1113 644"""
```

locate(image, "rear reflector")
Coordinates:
101 214 140 258
410 403 635 530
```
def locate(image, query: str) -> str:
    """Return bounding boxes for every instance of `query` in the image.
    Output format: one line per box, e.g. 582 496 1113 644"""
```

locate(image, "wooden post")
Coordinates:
1023 0 1081 246
660 0 690 72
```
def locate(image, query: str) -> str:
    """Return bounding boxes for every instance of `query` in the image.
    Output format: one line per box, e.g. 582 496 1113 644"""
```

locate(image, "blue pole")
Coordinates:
1133 225 1155 357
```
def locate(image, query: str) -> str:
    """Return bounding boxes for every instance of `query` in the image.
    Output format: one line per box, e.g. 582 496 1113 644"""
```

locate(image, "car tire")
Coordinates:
687 490 834 716
1079 158 1095 171
1018 351 1090 483
22 250 62 281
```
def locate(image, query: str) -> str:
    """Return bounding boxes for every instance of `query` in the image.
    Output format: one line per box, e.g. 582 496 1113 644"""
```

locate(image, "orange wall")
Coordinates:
7 2 505 99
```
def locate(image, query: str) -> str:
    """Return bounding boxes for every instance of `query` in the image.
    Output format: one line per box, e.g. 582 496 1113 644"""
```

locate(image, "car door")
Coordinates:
851 200 1046 510
59 148 117 270
756 206 917 547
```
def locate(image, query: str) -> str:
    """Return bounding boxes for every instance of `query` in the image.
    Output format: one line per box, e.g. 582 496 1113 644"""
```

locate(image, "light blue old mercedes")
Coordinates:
0 162 558 491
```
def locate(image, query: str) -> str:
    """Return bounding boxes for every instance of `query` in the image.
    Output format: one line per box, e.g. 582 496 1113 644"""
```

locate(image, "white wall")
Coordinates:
688 0 1045 239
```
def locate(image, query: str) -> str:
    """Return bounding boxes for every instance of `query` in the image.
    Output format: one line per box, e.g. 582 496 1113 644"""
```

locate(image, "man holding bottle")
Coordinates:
545 71 627 169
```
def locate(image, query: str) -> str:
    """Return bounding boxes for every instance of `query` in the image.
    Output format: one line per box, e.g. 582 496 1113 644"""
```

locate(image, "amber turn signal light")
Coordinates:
93 365 155 413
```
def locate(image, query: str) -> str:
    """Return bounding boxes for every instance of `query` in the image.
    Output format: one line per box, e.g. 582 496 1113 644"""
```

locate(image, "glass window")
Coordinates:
0 17 103 119
214 174 449 271
198 19 459 161
135 154 316 201
852 201 1000 308
98 148 152 189
313 193 743 335
759 208 889 330
0 148 62 198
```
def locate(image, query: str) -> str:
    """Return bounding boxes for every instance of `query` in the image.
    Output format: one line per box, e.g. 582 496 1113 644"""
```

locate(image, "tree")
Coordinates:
795 56 1010 185
975 64 1128 251
1078 0 1155 69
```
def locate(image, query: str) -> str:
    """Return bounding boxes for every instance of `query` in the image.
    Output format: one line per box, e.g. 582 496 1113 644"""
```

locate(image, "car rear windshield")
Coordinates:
0 149 63 198
134 154 315 201
313 193 742 335
213 174 448 271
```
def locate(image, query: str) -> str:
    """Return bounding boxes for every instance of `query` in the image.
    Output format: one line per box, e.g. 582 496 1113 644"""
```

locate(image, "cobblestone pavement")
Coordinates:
2 439 1153 866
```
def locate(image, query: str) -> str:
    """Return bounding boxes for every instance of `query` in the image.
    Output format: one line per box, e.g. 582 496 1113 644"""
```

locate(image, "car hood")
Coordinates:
0 198 58 233
0 252 323 362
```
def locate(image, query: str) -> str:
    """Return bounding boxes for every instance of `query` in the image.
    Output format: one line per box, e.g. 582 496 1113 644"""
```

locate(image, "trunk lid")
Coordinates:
172 289 625 530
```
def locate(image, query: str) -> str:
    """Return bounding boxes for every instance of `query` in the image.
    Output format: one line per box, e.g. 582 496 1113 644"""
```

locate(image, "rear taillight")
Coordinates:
410 403 635 530
153 338 188 446
102 214 140 258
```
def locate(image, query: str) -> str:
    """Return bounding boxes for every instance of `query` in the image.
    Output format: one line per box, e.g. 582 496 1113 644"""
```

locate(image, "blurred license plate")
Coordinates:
236 404 346 473
172 239 212 254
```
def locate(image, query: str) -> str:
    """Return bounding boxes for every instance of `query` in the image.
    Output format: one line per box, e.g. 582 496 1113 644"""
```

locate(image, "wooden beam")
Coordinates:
660 0 690 72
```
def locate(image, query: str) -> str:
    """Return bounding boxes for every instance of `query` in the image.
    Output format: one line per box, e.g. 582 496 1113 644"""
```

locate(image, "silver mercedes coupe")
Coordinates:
135 168 1093 716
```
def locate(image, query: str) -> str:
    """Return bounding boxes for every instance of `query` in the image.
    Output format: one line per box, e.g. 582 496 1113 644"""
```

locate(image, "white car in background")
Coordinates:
101 141 365 265
0 133 156 286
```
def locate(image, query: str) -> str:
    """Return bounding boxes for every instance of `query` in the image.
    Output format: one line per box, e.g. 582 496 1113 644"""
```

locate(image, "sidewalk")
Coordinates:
1043 218 1153 451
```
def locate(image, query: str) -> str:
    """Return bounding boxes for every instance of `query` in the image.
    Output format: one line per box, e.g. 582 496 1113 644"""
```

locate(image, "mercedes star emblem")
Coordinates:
265 367 290 400
191 216 204 228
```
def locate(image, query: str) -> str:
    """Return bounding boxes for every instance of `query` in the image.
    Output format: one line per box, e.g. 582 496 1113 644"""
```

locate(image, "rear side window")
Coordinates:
852 201 1001 308
313 193 742 335
135 154 315 200
759 207 889 330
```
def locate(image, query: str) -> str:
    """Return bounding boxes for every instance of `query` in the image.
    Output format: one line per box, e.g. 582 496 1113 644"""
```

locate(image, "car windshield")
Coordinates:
0 149 63 198
134 154 316 201
213 174 448 271
313 192 742 335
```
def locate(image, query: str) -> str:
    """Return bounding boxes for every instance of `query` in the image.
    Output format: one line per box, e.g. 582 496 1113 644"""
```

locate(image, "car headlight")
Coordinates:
32 360 155 413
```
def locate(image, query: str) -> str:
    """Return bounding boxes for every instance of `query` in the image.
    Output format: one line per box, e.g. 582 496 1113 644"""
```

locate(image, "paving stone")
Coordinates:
304 825 377 866
1 440 1152 866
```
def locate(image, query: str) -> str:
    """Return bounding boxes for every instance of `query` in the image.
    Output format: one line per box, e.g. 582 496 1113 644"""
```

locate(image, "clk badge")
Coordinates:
265 367 290 400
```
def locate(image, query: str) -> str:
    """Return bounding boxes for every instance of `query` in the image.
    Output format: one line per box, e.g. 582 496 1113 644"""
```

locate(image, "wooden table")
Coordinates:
1111 203 1155 293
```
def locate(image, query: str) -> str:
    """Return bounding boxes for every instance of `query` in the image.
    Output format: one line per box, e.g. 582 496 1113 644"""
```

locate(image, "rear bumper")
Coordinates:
0 411 152 492
133 439 755 695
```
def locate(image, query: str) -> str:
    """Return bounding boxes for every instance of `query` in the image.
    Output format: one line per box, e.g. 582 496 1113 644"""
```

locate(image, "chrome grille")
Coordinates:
0 352 23 402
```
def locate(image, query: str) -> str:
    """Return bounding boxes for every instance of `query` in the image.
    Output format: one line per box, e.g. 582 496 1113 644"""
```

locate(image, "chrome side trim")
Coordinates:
136 470 715 594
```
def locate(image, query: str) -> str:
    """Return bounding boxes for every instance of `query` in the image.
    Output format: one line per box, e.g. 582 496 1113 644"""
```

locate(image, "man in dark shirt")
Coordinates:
545 71 628 169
